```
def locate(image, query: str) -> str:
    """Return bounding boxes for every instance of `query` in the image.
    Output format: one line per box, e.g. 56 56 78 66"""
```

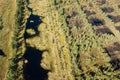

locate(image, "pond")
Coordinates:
23 47 48 80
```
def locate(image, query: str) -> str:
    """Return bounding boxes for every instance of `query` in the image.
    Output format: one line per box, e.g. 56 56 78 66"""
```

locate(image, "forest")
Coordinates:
0 0 120 80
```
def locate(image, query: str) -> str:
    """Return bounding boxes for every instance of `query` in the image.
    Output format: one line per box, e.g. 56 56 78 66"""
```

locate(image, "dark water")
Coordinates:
0 49 6 56
22 1 48 80
23 11 48 80
24 14 42 38
23 47 48 80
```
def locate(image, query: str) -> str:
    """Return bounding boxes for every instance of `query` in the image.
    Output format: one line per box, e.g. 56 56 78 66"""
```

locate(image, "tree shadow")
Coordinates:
107 15 120 23
88 18 105 26
23 47 48 80
110 59 120 70
24 14 42 38
84 10 96 16
26 0 32 12
0 25 3 30
95 27 113 35
104 42 120 70
101 7 114 13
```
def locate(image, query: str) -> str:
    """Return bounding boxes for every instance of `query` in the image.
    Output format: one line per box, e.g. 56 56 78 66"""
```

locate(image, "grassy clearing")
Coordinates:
0 0 16 79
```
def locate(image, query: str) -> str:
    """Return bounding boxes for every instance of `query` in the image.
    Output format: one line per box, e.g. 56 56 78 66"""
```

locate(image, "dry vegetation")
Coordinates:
0 0 120 80
0 0 16 79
